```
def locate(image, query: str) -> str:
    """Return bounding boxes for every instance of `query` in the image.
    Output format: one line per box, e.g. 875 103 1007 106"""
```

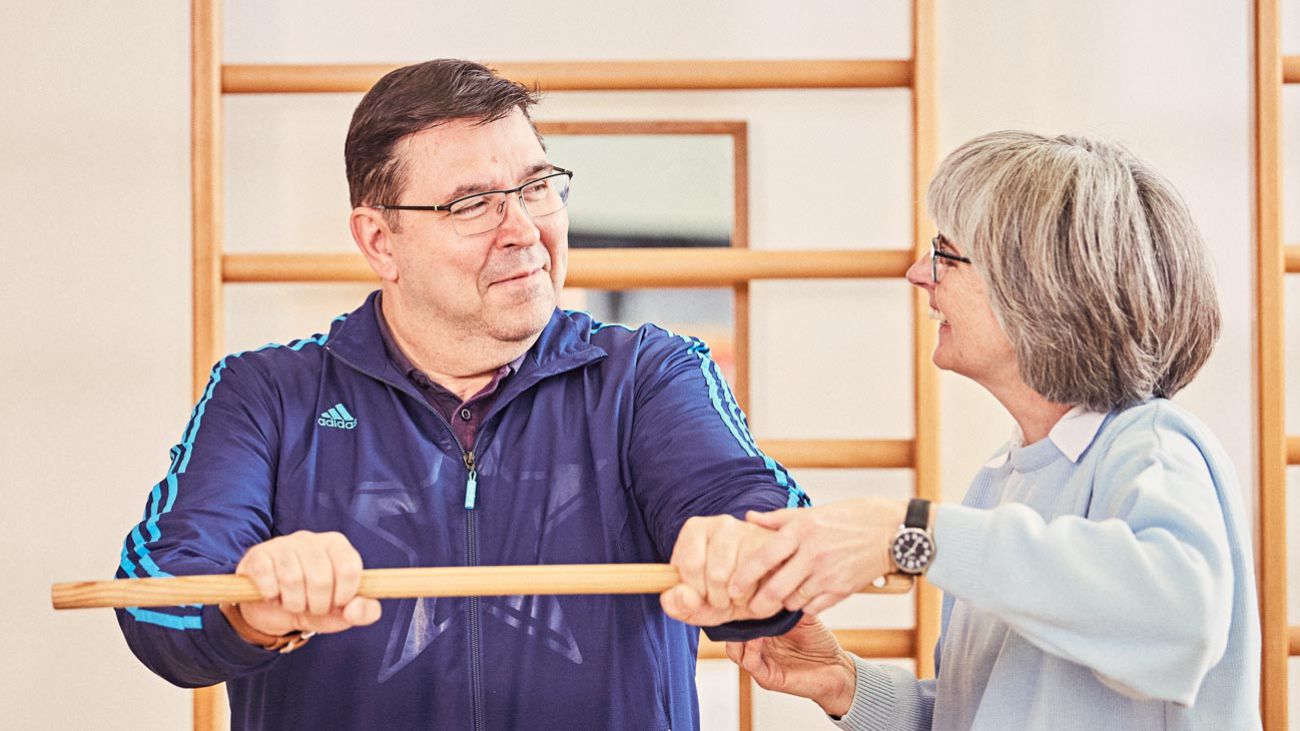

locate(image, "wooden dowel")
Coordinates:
759 439 914 469
1254 5 1288 726
221 60 913 94
699 627 915 660
52 564 913 610
222 249 914 287
1285 245 1300 274
1288 436 1300 465
1284 55 1300 84
1290 625 1300 656
537 120 745 136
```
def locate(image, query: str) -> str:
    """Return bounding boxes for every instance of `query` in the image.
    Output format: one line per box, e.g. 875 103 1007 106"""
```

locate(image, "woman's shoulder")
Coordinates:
1091 399 1232 478
1101 398 1215 441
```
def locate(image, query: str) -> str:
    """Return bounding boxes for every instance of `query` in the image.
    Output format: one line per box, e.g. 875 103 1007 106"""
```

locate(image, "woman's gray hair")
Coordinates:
927 131 1220 411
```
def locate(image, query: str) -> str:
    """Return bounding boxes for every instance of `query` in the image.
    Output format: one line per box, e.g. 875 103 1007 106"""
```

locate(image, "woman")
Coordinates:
726 132 1260 729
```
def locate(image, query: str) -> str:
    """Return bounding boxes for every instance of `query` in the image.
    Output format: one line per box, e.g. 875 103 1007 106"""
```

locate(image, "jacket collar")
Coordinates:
325 290 606 402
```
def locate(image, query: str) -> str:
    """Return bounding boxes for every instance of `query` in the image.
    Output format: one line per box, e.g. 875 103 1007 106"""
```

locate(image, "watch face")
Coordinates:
892 528 934 574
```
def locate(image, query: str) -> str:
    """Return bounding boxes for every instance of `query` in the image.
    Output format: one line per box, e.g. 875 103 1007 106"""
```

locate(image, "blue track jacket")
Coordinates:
116 291 807 730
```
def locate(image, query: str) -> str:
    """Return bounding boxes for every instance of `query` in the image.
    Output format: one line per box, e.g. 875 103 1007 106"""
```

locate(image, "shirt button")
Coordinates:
460 408 472 421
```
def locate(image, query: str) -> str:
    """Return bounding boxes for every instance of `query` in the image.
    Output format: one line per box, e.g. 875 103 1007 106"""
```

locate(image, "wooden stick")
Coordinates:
52 564 913 610
911 0 943 683
222 249 914 286
761 438 913 469
1285 245 1300 274
1255 2 1289 728
700 628 914 660
221 60 913 94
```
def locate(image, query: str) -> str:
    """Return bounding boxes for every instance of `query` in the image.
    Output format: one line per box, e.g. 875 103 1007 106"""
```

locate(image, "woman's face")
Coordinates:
906 235 1019 388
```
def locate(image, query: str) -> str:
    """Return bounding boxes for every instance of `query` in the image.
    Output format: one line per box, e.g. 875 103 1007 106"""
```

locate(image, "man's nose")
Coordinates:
494 193 542 246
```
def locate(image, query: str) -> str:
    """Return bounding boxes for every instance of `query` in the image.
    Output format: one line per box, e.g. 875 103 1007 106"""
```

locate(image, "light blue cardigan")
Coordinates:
833 399 1260 730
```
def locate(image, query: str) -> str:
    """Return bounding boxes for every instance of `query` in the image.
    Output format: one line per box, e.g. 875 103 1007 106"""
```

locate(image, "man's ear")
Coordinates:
350 207 399 282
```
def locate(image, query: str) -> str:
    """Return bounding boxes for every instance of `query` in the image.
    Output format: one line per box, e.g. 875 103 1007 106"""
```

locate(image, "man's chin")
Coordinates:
483 301 555 344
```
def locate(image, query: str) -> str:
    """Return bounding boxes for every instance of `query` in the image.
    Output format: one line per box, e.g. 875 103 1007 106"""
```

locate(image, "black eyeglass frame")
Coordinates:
931 235 972 283
374 166 574 217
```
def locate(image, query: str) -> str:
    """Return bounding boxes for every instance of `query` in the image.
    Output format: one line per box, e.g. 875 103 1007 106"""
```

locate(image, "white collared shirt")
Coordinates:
983 404 1109 469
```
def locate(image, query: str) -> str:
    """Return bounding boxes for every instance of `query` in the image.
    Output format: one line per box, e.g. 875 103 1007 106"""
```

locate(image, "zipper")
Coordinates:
464 450 484 731
325 344 582 731
464 452 478 510
335 354 486 729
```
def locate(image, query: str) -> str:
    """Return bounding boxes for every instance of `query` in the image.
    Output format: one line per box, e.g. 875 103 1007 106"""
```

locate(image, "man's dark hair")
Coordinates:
344 59 541 226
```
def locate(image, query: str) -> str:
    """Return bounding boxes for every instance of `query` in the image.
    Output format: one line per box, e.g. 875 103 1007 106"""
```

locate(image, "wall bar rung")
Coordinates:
538 120 745 136
699 628 915 660
1285 246 1300 273
222 249 914 287
222 60 913 94
1288 436 1300 466
1285 56 1300 84
758 439 914 469
1291 626 1300 656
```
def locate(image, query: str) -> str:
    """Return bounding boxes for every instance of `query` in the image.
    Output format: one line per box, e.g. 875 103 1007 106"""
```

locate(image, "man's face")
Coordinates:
387 108 568 344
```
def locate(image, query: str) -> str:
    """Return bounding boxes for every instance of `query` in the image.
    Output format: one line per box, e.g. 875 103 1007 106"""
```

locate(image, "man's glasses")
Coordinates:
931 235 972 283
377 166 573 236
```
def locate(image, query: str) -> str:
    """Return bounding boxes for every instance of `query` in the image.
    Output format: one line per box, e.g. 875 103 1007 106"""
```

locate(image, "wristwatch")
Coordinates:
890 498 935 575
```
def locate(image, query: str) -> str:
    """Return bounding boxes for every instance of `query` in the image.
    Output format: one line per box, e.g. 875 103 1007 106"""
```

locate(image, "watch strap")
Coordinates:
904 497 931 530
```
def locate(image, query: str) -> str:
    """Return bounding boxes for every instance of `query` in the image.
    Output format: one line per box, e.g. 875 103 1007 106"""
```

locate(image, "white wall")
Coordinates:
1 1 1291 728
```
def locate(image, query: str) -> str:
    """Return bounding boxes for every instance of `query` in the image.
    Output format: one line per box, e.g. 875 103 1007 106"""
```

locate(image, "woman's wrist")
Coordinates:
815 649 859 718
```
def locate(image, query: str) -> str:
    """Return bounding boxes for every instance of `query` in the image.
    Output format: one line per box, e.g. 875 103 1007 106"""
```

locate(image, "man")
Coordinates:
116 59 807 730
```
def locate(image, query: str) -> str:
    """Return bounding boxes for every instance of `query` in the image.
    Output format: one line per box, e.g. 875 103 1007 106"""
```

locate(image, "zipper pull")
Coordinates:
463 451 478 510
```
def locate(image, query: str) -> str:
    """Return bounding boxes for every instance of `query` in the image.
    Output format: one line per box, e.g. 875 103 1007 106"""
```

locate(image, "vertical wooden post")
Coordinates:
1254 1 1288 728
738 670 754 730
731 122 755 731
192 0 223 395
191 0 224 728
910 0 941 680
733 122 751 417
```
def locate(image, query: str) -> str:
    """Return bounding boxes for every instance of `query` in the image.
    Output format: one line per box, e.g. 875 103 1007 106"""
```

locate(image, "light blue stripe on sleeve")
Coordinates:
122 318 344 632
684 335 809 509
126 607 203 630
145 483 163 542
680 336 758 459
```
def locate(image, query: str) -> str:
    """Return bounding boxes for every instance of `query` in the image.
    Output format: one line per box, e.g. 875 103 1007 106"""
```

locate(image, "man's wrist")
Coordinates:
817 649 859 718
220 602 284 646
219 603 314 653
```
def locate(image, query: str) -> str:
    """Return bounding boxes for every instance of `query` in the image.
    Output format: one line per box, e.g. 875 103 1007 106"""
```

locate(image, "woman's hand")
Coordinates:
739 498 908 617
726 615 857 717
660 514 798 626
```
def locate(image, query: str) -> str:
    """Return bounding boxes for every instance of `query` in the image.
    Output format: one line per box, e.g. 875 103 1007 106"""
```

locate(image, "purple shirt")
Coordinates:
374 295 521 449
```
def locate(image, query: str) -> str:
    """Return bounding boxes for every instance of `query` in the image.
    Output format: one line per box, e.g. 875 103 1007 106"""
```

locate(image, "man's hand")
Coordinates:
659 514 798 626
740 498 907 618
726 614 857 717
229 531 382 643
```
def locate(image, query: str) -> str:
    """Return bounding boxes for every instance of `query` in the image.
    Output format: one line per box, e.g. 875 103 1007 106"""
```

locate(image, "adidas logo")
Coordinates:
317 403 358 430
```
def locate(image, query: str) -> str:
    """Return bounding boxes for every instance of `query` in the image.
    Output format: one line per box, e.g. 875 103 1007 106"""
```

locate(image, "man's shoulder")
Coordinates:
565 311 702 358
208 317 345 385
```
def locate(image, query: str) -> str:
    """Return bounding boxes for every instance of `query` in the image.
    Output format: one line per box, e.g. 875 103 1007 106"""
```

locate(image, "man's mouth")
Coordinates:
928 307 950 326
494 266 544 285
